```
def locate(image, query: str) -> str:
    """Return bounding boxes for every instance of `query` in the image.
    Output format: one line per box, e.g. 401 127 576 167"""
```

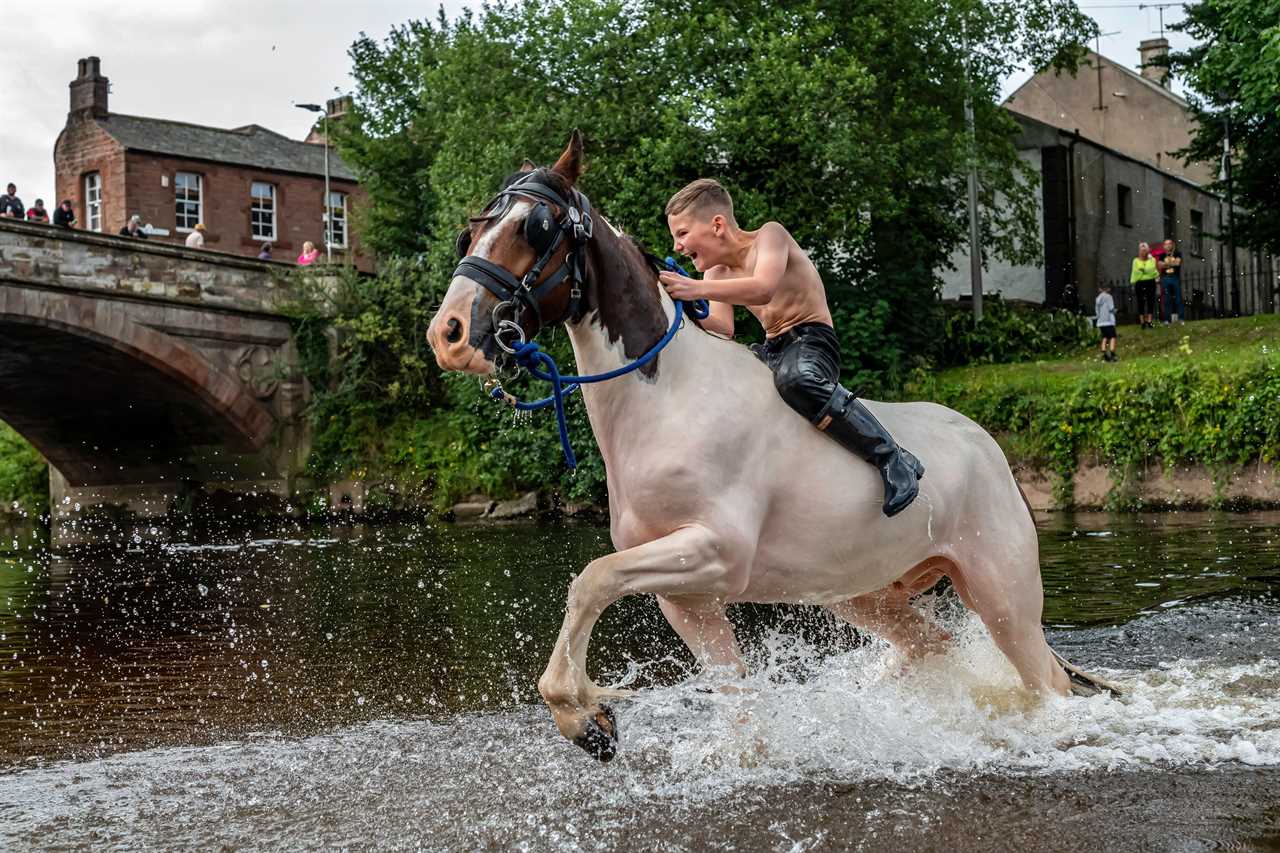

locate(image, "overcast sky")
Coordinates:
0 0 1197 207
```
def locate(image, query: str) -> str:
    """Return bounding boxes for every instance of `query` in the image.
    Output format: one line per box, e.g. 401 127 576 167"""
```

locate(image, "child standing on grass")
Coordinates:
1096 282 1118 362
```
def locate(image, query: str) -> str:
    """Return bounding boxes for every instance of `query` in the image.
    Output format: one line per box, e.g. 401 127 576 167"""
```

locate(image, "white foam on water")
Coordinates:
603 612 1280 798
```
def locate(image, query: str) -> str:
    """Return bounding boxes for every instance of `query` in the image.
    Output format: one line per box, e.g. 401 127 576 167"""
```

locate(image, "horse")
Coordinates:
426 131 1113 762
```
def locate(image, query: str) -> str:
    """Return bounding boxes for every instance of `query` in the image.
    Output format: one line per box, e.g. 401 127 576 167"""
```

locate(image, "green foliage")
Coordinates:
912 317 1280 507
0 422 47 515
301 0 1096 506
939 294 1096 366
1169 0 1280 254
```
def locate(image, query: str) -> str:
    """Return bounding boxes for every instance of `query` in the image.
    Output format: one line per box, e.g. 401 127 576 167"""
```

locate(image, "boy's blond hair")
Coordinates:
665 178 735 222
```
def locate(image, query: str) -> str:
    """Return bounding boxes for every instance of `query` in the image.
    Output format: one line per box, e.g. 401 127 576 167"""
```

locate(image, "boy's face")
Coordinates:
667 209 725 272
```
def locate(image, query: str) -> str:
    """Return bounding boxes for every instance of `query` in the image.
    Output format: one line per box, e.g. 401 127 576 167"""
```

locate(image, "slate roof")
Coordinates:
96 114 358 181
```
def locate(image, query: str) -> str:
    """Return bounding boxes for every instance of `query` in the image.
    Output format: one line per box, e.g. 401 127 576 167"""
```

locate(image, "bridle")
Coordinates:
448 166 708 469
452 169 594 354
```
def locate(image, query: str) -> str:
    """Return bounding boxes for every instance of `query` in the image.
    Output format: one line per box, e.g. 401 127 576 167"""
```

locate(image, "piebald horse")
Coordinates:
427 131 1110 762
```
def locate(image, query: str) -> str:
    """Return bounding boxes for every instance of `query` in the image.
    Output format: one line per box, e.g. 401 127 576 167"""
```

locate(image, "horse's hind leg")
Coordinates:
949 553 1070 696
826 579 951 662
658 595 747 676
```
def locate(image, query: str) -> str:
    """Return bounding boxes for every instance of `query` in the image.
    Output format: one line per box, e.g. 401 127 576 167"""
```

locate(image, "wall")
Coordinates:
53 118 127 234
939 147 1046 303
1004 50 1214 186
122 153 372 270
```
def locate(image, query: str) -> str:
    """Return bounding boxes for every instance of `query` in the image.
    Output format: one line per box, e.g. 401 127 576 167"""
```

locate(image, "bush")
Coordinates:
939 294 1094 367
0 422 47 515
913 352 1280 508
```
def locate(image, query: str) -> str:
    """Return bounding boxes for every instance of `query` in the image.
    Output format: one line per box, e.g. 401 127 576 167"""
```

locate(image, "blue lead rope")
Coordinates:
488 257 709 468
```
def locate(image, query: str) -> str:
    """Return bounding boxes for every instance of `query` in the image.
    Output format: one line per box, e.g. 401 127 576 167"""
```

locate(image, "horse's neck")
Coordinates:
564 233 703 431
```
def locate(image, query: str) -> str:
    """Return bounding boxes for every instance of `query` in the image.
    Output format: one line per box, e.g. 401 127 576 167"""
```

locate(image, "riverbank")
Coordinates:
912 314 1280 509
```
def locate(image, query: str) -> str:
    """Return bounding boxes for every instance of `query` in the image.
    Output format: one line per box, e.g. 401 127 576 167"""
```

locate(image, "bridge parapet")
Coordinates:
0 218 322 546
0 217 297 314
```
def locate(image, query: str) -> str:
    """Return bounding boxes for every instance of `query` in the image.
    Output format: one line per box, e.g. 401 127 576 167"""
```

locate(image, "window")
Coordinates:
250 182 276 240
1190 209 1204 256
1117 184 1133 227
1162 199 1177 243
327 191 348 248
84 172 102 232
174 172 202 231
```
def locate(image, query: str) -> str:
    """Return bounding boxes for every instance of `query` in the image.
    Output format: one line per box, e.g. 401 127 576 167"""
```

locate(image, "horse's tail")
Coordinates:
1015 480 1125 698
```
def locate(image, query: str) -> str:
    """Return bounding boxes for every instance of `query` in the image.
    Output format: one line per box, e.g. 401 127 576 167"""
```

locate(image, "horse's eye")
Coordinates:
455 229 472 259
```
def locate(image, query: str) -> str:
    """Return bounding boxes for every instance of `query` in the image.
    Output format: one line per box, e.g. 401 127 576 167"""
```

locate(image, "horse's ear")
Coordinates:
518 159 537 173
551 129 585 185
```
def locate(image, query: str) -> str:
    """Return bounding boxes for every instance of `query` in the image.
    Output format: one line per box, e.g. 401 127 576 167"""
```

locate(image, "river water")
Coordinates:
1 512 1278 850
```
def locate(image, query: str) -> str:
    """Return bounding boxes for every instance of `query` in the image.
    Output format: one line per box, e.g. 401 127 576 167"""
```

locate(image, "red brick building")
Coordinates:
54 57 371 271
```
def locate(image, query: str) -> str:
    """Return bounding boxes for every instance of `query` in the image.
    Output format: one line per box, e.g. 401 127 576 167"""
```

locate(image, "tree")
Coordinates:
310 0 1097 501
1169 0 1280 254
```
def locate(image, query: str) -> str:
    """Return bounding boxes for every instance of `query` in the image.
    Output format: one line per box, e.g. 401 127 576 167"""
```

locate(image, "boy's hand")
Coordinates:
658 269 703 301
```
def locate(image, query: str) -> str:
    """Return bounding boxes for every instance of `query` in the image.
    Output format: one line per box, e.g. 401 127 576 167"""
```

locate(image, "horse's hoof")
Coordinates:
573 705 618 762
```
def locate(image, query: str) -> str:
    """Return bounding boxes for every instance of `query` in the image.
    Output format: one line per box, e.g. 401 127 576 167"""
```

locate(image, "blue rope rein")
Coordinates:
488 257 709 468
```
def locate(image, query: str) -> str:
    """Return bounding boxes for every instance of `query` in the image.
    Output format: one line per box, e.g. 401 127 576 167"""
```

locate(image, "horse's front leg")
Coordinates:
537 523 748 761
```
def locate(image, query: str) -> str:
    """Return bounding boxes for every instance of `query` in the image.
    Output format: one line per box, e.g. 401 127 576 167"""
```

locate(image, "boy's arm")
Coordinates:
698 267 734 337
659 223 789 305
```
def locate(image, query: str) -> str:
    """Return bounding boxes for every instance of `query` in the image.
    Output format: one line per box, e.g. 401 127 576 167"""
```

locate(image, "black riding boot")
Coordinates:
817 388 925 517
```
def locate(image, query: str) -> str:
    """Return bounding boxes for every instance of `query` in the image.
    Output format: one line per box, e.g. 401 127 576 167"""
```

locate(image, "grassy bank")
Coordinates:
908 314 1280 507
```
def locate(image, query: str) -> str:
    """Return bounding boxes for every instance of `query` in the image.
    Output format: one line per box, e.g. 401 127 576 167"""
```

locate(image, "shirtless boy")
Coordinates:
658 179 924 516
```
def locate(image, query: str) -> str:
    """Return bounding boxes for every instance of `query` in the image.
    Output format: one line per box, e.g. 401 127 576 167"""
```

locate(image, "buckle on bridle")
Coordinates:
568 206 592 241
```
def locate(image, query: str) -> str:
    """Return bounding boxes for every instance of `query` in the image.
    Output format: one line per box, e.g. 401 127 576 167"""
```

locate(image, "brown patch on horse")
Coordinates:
534 164 669 377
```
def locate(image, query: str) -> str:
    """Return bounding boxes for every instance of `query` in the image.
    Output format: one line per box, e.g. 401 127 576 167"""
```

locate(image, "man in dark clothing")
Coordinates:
0 183 23 218
119 214 149 239
1159 238 1183 324
53 200 76 228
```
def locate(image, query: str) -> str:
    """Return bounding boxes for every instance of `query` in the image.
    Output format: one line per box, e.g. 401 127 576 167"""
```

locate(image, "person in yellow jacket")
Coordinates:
1131 242 1159 329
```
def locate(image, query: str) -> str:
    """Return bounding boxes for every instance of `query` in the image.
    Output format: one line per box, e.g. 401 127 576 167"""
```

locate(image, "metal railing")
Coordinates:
1101 268 1279 323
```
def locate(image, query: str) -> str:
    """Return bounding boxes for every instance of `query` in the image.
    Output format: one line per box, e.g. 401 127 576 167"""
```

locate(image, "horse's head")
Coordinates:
427 131 591 374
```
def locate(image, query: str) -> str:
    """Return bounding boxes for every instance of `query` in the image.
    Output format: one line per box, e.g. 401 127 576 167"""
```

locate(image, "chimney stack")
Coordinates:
1139 38 1170 89
69 56 110 119
325 96 353 120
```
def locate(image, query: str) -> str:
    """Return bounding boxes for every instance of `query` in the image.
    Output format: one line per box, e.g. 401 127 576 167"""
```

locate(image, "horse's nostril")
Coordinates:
445 318 463 344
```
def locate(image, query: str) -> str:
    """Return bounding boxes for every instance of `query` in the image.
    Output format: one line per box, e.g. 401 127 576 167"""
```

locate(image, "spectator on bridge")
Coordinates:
119 214 149 239
1130 242 1158 329
297 241 319 266
53 199 76 228
25 199 50 224
0 183 23 218
257 242 273 261
185 223 206 249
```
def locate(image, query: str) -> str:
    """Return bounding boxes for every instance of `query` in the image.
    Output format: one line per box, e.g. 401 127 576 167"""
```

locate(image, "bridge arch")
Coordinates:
0 288 275 486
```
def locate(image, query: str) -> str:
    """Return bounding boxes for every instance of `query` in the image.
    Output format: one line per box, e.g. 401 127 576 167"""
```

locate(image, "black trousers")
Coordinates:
752 323 845 423
1136 280 1157 315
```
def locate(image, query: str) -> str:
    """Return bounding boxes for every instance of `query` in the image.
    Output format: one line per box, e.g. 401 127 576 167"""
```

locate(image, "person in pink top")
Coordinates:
297 241 320 266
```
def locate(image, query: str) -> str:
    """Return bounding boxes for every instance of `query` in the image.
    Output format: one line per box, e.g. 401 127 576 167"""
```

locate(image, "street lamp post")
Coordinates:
295 102 332 263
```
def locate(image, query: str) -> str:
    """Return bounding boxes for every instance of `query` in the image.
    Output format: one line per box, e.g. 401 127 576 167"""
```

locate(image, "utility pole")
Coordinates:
963 26 983 322
1224 113 1239 315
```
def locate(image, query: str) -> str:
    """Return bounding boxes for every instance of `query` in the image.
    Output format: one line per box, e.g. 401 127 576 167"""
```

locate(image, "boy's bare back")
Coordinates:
705 222 832 338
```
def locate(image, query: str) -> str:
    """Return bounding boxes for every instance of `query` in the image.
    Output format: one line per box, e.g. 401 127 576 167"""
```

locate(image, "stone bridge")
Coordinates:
0 217 315 539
